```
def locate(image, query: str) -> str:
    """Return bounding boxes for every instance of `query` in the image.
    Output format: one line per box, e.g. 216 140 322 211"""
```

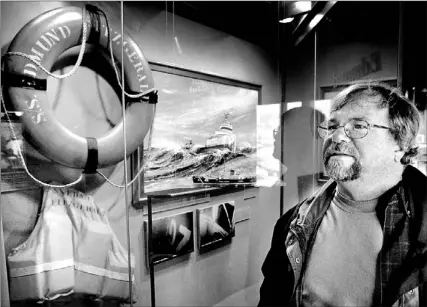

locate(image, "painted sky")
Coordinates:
144 71 257 150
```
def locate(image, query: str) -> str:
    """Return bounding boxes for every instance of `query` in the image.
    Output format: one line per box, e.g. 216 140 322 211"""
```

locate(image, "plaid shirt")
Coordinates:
290 182 413 306
379 185 412 305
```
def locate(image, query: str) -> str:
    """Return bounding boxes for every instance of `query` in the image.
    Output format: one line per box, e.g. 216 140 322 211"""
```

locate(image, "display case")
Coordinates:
1 1 425 306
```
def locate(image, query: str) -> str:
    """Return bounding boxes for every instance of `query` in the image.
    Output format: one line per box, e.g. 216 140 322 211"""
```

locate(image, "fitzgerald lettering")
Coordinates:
102 25 150 91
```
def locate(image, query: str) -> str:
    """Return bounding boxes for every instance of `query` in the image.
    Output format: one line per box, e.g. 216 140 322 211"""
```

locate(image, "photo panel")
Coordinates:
197 201 236 251
144 211 194 266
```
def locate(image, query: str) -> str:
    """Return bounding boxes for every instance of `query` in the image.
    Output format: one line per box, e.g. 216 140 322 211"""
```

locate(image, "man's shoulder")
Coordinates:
402 165 427 245
403 165 427 188
403 165 427 205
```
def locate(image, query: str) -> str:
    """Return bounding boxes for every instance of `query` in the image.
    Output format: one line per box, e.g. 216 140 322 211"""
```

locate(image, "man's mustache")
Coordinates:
323 141 357 160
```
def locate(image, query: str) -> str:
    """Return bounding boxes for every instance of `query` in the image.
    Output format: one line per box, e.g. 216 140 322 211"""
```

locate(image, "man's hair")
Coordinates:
331 81 421 165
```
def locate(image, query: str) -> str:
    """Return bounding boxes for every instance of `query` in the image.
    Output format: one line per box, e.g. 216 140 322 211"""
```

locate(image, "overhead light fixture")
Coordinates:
279 1 313 24
294 1 337 46
279 17 294 24
292 1 313 13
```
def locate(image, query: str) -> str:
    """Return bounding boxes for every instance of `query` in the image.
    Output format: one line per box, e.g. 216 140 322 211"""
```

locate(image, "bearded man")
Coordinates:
258 82 427 307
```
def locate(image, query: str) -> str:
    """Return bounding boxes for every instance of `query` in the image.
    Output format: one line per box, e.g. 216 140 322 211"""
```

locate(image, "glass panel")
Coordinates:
280 23 320 212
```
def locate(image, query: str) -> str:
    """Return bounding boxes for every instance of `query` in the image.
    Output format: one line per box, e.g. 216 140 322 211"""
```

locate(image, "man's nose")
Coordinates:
331 126 350 143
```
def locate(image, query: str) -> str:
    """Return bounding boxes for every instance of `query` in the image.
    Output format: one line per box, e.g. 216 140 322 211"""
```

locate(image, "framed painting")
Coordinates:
133 63 260 205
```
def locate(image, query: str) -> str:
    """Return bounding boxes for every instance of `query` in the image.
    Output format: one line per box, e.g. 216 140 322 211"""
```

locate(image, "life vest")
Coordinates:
2 5 157 173
7 187 136 302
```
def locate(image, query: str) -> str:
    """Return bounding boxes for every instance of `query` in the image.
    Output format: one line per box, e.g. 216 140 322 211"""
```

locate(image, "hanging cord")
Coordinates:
1 5 156 189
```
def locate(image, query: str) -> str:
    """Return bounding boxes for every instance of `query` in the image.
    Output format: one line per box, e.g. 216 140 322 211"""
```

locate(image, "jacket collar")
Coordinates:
294 179 336 229
295 165 427 245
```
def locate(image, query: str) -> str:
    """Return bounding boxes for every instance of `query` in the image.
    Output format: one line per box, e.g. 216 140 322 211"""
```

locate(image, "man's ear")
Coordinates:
394 150 405 162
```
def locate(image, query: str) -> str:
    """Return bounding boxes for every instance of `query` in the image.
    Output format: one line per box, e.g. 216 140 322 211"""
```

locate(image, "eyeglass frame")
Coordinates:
317 119 394 139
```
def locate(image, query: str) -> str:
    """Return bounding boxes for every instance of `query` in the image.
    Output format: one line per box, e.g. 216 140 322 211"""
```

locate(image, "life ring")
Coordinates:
2 5 157 172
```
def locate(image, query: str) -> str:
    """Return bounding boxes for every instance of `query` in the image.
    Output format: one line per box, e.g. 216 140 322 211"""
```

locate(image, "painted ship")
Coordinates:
183 137 193 149
201 113 237 153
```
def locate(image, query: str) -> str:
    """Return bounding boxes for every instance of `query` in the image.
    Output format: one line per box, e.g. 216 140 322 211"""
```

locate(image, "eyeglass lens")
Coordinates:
317 120 369 139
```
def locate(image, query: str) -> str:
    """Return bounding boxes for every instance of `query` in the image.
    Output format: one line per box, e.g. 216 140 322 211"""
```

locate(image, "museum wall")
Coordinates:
0 1 281 306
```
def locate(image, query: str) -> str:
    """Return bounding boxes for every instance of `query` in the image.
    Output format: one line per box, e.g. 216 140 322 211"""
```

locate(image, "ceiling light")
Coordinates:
285 1 313 17
293 1 313 12
279 1 312 24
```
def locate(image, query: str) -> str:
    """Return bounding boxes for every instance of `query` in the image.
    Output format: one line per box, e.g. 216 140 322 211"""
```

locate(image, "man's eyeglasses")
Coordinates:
317 119 393 139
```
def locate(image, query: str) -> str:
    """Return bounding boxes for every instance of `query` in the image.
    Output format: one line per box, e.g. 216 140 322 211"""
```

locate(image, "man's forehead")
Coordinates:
330 98 388 121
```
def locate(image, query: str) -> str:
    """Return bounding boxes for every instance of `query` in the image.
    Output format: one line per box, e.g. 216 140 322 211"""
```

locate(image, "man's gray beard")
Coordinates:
324 157 362 182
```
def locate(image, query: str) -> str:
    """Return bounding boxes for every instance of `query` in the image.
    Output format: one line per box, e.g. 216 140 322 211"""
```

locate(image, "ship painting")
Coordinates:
143 110 257 190
141 71 258 194
202 113 237 153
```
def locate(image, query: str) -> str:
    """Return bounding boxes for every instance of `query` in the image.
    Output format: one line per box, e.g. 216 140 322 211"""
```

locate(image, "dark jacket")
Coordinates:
259 165 427 307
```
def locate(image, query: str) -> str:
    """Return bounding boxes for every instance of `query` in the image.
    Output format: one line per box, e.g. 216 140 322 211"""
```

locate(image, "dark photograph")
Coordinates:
145 211 194 265
197 201 236 249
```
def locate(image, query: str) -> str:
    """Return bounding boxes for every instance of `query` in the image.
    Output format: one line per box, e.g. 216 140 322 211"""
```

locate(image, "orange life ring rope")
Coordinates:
2 5 157 173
